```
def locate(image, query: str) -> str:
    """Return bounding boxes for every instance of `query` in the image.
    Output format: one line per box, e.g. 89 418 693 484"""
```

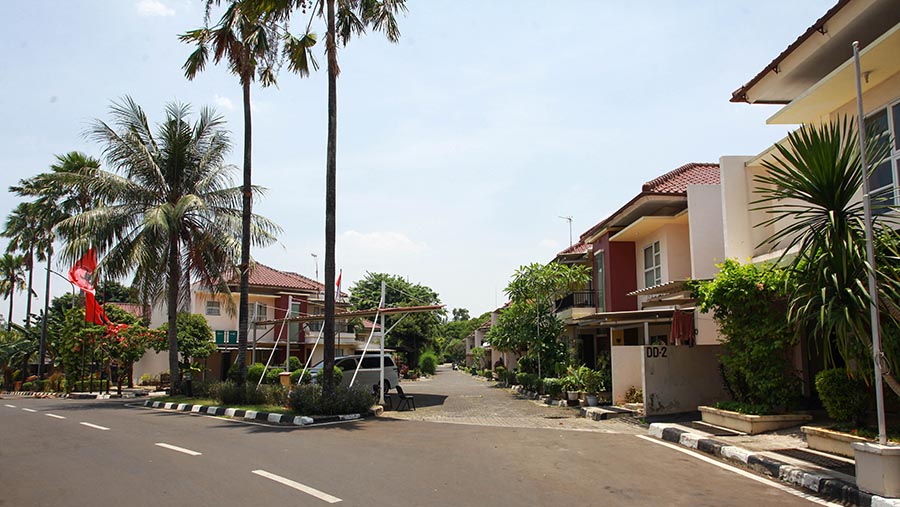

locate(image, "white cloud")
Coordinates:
136 0 175 17
339 230 427 255
213 94 235 111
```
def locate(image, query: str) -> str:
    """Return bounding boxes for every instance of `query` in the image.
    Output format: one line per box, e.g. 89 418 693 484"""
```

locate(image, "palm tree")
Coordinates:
181 0 283 385
11 152 101 378
754 117 900 398
0 254 27 332
57 97 279 392
3 202 43 329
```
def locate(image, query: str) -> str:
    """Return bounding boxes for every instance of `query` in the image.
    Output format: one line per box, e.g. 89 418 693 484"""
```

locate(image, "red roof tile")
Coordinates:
641 162 720 194
242 263 324 292
557 241 590 256
108 302 144 318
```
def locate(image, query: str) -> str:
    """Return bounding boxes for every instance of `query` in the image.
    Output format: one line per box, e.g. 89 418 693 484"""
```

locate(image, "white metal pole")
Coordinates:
379 280 386 405
853 41 888 445
285 296 292 371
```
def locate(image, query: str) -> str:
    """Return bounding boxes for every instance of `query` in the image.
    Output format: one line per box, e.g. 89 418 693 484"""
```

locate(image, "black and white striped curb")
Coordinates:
142 399 372 426
1 391 63 398
648 423 900 507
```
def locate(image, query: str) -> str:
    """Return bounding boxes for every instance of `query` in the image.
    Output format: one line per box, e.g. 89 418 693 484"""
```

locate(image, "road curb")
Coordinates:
647 423 900 507
142 399 375 426
1 391 63 399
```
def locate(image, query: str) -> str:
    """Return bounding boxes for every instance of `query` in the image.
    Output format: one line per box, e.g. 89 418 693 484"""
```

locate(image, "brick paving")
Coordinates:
383 365 641 433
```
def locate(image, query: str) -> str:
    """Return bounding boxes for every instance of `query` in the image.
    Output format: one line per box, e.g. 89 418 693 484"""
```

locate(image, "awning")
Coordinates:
255 304 444 326
574 308 676 327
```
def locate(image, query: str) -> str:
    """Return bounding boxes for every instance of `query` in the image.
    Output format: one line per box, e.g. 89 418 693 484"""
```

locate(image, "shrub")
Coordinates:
690 260 801 413
22 381 34 391
191 379 215 398
624 386 643 404
265 367 285 385
582 369 604 394
516 372 540 391
260 384 290 407
290 369 312 385
419 351 438 376
288 384 375 416
495 366 506 382
139 373 156 386
288 356 302 372
246 363 266 384
69 380 111 392
815 369 869 425
543 377 563 397
227 362 243 383
215 381 268 406
714 400 771 415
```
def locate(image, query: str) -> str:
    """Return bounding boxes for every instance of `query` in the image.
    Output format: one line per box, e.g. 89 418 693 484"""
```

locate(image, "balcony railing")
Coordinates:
555 291 595 312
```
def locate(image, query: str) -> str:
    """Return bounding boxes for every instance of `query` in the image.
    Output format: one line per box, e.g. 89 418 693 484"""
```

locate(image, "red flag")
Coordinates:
336 269 342 292
85 292 110 326
68 249 97 295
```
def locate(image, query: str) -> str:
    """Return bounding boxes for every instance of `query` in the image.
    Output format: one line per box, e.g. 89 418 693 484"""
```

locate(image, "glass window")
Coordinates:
335 358 356 371
288 302 302 343
205 301 221 316
893 103 900 151
643 241 661 288
595 250 606 312
865 103 900 214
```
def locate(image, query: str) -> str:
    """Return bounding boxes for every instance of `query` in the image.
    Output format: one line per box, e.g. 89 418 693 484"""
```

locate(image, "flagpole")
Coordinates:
853 41 887 446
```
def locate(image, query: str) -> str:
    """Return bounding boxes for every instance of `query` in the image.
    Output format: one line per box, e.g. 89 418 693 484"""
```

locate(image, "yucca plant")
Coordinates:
753 117 899 398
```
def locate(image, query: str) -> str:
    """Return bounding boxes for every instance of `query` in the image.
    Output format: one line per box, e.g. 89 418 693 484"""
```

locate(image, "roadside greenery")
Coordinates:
815 368 869 426
691 260 800 413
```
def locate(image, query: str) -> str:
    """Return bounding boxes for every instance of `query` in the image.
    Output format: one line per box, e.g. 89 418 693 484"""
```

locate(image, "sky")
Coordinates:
0 0 836 323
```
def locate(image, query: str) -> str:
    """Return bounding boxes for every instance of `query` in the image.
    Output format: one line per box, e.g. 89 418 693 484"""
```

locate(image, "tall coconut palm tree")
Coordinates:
3 202 43 329
0 254 27 332
754 117 900 397
57 97 279 392
181 0 282 385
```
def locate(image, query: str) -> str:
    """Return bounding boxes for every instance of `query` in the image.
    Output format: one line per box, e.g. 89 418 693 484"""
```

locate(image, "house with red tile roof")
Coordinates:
134 262 369 382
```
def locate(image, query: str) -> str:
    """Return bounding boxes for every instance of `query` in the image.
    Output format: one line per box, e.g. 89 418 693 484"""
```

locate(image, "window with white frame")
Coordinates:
643 241 661 288
595 250 606 312
865 101 900 211
205 300 221 316
249 302 267 323
288 301 302 343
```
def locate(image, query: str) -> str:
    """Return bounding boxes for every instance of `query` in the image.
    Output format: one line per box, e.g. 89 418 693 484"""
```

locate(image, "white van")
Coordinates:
310 354 400 392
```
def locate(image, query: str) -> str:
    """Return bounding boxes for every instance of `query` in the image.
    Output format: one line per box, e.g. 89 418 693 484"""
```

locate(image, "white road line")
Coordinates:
45 413 66 419
635 435 842 506
79 422 110 431
5 404 17 408
155 443 202 456
21 408 37 413
252 470 342 504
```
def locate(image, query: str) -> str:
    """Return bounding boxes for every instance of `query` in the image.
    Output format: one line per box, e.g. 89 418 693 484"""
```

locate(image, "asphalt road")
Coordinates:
1 383 838 506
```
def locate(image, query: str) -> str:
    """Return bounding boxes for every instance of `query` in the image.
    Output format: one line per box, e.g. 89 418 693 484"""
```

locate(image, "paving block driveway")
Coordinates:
382 364 640 433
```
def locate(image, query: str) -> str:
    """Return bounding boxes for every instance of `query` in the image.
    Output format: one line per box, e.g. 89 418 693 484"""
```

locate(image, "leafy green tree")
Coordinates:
348 272 442 367
754 118 900 398
96 281 139 304
182 0 311 387
0 254 27 332
3 202 46 330
493 262 591 377
452 308 470 322
57 98 279 393
156 313 217 371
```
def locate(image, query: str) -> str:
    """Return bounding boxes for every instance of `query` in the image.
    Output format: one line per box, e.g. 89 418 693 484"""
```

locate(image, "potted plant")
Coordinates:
563 375 580 401
582 369 603 407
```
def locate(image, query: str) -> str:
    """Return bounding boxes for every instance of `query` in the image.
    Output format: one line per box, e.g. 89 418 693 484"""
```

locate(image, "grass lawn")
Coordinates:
153 395 295 415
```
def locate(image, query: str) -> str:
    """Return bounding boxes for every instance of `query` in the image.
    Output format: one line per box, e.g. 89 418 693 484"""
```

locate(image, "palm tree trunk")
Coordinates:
322 0 337 394
24 249 33 328
237 75 253 386
167 235 181 394
7 292 13 331
38 252 51 379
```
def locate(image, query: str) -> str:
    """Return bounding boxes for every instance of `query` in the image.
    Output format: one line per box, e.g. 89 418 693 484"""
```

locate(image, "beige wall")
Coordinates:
133 350 169 384
694 309 721 346
720 156 755 261
687 184 725 280
634 223 691 292
642 344 729 416
611 345 644 404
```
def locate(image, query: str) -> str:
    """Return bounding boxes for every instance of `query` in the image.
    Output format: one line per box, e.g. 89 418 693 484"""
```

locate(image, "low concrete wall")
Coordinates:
643 344 728 416
611 346 643 404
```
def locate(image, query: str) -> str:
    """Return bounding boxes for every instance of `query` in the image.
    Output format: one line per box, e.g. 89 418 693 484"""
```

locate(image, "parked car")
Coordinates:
310 354 400 392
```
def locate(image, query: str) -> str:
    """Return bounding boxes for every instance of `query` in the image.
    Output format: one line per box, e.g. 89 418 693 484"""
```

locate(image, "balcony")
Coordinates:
555 291 595 312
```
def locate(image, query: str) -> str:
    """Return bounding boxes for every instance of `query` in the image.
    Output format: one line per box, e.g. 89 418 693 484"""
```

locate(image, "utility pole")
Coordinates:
559 216 573 247
379 280 386 405
311 253 319 283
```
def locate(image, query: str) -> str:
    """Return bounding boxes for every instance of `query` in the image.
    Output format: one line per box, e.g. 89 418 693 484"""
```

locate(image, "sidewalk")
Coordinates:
647 421 899 507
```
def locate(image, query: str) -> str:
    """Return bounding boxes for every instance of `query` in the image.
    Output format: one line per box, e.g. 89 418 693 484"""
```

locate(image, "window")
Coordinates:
288 301 302 343
360 356 394 369
249 302 267 323
865 101 900 212
643 241 661 288
595 250 606 312
205 301 221 316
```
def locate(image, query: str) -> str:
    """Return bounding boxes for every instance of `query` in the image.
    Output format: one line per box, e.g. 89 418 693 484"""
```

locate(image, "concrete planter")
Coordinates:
698 406 812 435
852 441 900 498
802 426 869 458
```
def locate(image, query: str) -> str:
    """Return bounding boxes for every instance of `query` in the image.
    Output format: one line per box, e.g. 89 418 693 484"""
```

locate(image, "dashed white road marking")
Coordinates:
635 435 842 506
252 470 342 503
45 413 66 419
21 408 37 413
155 443 201 456
79 422 110 431
5 404 17 408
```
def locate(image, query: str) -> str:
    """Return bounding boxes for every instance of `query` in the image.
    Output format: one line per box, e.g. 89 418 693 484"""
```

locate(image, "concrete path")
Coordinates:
383 365 640 433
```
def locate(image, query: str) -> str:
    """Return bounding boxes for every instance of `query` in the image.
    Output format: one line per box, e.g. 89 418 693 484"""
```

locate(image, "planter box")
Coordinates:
852 442 900 498
699 406 812 435
802 426 869 458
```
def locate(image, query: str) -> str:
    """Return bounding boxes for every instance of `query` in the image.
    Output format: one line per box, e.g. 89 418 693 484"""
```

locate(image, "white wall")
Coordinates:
694 309 721 346
720 156 755 261
611 345 644 404
687 184 725 280
642 344 729 416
